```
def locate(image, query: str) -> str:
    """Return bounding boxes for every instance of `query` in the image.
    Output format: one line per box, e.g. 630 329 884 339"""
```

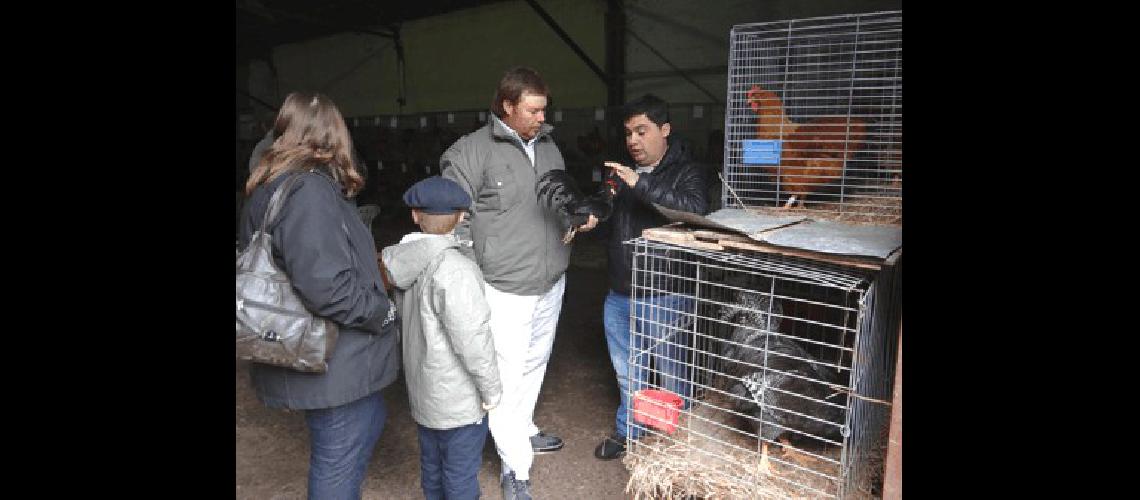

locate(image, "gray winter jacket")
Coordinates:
441 117 571 295
382 233 501 429
239 169 399 410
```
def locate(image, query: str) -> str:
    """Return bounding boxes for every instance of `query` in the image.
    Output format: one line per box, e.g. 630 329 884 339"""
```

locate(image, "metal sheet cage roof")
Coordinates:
722 11 902 223
623 237 900 498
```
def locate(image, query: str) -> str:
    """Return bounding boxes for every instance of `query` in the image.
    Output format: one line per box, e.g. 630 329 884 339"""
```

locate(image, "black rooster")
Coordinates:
536 169 617 243
719 290 845 476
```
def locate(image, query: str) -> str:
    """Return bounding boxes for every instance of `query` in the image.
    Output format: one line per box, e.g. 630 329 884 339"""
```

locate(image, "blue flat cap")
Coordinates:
403 176 472 214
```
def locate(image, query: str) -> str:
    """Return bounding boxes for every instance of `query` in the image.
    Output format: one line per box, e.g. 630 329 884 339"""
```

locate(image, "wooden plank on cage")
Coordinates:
650 224 884 271
642 226 724 250
719 237 883 270
691 229 759 243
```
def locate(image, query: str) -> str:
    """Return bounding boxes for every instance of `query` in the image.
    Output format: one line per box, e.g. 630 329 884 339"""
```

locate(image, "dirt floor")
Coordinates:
236 217 634 499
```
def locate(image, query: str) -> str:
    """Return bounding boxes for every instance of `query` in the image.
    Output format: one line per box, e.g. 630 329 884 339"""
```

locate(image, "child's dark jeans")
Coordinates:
417 416 490 500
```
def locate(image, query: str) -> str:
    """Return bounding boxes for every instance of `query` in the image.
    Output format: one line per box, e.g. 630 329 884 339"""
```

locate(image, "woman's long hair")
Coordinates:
245 92 364 197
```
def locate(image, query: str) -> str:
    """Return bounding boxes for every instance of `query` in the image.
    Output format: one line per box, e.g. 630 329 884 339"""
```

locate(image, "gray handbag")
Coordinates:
236 173 339 373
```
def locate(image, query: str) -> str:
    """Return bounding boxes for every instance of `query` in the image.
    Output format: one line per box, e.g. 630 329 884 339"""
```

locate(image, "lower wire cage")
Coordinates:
622 237 900 499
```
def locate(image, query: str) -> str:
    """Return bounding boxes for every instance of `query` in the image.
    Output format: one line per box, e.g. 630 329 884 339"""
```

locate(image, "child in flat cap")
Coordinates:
380 176 501 499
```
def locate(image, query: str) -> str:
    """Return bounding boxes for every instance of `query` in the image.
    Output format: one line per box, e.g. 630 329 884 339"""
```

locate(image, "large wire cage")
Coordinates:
622 237 900 499
722 11 902 223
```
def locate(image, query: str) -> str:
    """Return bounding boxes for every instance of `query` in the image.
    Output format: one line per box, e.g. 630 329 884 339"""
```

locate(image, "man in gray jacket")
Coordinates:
382 176 502 500
441 66 596 500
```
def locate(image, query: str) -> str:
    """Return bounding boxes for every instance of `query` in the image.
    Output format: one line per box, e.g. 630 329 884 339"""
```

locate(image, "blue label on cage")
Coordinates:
743 140 781 165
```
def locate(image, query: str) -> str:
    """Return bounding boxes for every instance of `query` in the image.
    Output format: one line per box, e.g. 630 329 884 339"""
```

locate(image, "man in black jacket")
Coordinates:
595 94 709 460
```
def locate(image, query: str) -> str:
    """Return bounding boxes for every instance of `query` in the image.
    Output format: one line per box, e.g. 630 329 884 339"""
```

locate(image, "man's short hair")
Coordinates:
415 211 463 235
622 93 670 127
491 66 549 118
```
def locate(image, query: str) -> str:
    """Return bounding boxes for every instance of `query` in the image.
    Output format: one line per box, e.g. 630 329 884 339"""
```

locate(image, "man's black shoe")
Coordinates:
530 431 564 453
594 433 626 460
500 471 532 500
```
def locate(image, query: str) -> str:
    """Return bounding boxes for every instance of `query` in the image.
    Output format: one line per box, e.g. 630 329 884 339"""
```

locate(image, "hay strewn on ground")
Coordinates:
622 391 845 499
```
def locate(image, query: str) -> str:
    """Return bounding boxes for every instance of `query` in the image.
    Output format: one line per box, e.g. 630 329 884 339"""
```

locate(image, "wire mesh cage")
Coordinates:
722 11 902 224
622 237 900 499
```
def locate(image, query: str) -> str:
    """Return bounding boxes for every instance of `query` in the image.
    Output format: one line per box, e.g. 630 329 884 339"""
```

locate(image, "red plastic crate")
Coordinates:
632 389 684 434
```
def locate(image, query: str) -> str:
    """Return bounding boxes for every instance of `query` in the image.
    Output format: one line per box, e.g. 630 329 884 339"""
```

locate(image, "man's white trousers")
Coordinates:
484 275 565 481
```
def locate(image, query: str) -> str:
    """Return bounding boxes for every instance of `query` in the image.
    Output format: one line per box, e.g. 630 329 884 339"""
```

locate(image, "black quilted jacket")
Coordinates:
606 137 710 295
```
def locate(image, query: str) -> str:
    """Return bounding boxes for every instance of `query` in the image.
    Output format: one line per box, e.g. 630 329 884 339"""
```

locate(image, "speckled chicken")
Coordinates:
718 289 783 372
718 289 844 475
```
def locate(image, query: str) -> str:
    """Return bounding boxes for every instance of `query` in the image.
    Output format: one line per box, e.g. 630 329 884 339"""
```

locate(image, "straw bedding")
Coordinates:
622 390 846 499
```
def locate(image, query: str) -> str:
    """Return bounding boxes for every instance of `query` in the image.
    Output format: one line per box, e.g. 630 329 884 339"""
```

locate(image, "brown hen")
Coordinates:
746 85 867 208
